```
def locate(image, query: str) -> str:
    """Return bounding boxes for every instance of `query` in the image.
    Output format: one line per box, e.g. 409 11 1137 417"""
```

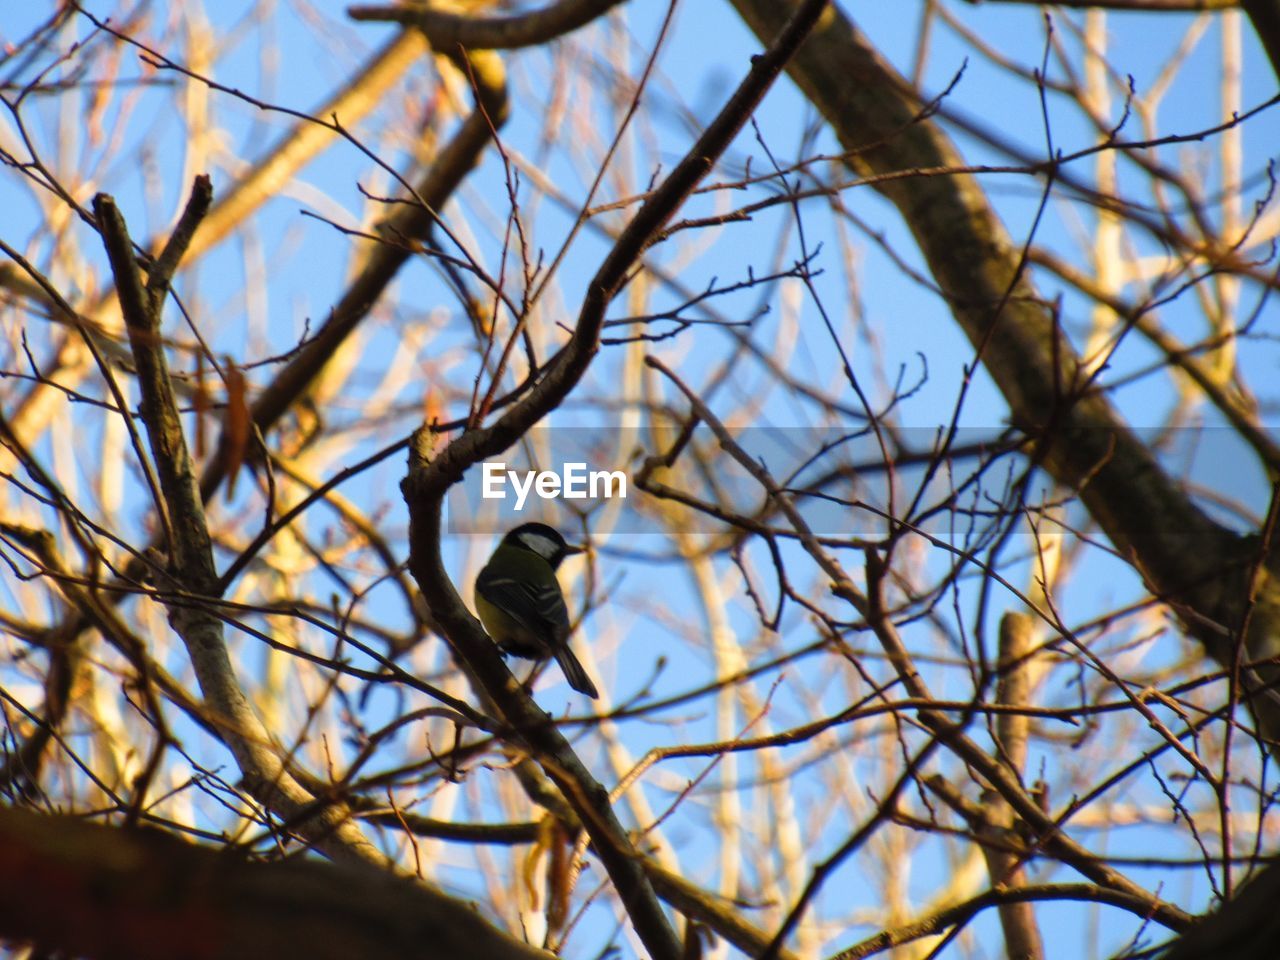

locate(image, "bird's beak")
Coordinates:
563 541 586 556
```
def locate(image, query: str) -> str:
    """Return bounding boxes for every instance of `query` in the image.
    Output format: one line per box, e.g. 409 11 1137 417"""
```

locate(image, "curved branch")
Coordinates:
348 0 627 50
829 883 1184 960
401 3 832 958
0 806 552 960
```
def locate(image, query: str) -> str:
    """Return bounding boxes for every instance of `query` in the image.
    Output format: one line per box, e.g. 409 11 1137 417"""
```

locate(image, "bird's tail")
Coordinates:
554 644 599 699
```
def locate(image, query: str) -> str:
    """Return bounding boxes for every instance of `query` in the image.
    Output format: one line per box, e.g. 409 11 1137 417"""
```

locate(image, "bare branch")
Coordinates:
93 187 383 866
348 0 627 49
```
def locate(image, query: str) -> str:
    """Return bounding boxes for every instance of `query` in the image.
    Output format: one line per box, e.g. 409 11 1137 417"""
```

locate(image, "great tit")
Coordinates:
475 522 599 699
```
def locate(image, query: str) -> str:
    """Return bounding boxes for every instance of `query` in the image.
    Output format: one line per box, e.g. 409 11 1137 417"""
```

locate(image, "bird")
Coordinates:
474 522 599 699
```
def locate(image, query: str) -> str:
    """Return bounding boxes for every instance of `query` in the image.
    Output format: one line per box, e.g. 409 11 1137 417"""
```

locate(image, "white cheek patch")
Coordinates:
519 532 560 560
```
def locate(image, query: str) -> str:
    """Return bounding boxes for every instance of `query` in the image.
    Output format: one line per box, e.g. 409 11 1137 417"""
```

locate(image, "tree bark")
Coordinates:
0 806 552 960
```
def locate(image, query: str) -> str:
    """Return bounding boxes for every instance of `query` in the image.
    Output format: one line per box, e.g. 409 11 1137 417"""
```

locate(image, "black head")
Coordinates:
502 522 582 569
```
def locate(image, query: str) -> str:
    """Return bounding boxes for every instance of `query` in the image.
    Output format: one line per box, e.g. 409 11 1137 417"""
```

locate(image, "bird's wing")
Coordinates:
475 570 571 639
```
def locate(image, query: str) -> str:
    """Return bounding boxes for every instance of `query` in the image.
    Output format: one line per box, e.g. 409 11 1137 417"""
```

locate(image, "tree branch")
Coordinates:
93 184 383 866
348 0 627 49
828 882 1177 960
726 0 1280 749
0 806 552 960
400 3 832 958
